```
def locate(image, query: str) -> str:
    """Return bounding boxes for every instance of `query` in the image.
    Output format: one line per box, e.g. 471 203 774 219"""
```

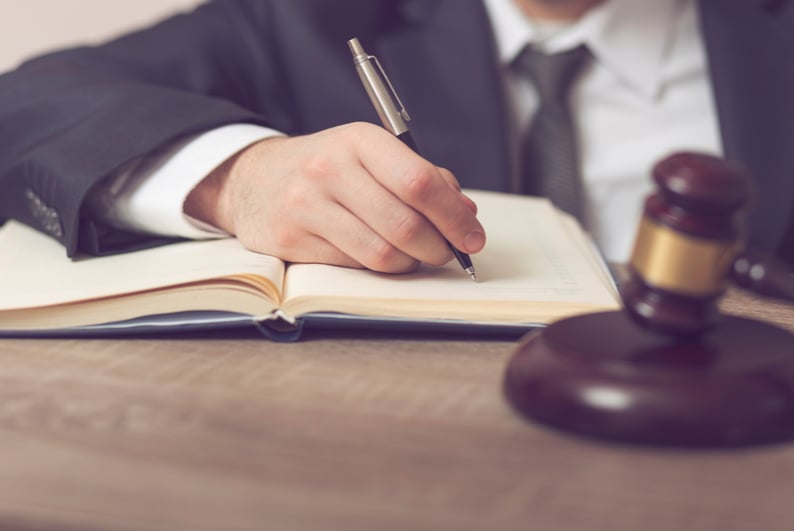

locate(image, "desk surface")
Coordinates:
0 289 791 531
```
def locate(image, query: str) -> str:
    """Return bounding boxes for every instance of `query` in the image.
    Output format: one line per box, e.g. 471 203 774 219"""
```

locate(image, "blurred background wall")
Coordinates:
0 0 204 72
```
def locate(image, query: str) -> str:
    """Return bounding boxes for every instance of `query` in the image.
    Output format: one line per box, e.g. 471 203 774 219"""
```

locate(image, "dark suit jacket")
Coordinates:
0 0 791 262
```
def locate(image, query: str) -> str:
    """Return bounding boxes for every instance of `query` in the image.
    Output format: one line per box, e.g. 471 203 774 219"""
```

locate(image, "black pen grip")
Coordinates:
397 130 419 152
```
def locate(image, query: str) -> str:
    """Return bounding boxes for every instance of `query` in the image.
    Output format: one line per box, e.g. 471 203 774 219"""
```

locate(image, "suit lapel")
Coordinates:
698 0 793 254
373 0 512 192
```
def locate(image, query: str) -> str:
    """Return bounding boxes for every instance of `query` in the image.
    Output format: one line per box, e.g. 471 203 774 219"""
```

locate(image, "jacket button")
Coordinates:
25 189 63 238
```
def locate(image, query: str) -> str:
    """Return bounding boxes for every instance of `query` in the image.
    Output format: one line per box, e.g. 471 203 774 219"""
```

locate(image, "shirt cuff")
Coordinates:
97 124 283 239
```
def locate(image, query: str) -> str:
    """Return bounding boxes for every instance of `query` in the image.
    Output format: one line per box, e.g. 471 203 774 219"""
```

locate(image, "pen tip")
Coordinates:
466 268 478 282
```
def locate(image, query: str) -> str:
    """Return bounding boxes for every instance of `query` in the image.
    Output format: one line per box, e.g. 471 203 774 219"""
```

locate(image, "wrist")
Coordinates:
183 150 238 234
184 136 284 235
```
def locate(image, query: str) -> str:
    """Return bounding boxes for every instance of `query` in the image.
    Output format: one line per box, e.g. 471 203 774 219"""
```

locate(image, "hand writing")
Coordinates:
185 122 485 273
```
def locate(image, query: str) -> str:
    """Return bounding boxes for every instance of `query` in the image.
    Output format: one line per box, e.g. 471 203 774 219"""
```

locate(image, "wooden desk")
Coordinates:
0 291 791 531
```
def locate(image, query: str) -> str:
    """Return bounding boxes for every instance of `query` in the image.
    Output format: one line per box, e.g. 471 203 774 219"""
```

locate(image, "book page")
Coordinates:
556 211 620 299
0 222 285 310
281 191 620 323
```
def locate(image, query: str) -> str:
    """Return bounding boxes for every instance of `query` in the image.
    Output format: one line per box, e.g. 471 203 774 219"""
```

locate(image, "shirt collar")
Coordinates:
482 0 683 100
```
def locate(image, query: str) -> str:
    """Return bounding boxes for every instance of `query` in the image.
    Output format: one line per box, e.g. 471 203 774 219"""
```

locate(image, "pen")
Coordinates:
347 37 477 282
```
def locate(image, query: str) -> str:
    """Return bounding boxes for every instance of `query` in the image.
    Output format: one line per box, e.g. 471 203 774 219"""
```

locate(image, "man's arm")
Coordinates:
0 0 485 268
0 1 274 256
88 120 486 273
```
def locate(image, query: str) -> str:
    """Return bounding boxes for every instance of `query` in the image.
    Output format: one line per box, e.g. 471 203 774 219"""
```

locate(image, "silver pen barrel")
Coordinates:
347 38 410 136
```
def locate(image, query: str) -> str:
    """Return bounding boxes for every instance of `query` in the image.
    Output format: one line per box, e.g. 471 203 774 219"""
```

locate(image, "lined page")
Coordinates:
282 191 619 318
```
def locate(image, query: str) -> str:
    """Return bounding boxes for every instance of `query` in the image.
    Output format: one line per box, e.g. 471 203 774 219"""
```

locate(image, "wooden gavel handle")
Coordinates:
731 251 793 301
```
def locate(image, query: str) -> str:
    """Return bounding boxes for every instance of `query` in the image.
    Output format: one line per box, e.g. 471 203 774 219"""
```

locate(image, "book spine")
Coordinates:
253 316 305 342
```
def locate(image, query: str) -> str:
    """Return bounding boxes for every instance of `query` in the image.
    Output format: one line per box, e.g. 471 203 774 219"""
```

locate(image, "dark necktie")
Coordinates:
514 45 590 220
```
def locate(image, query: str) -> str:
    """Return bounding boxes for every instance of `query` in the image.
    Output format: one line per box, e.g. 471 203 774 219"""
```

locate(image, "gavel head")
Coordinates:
621 152 753 337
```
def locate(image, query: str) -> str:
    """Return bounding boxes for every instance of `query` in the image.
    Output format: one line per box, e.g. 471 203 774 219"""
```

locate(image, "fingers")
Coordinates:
249 189 420 273
281 235 363 269
331 166 453 267
239 216 364 269
354 126 486 254
437 167 478 215
304 201 420 273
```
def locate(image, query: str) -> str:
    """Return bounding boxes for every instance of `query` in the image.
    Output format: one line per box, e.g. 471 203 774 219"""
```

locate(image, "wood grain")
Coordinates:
0 287 791 531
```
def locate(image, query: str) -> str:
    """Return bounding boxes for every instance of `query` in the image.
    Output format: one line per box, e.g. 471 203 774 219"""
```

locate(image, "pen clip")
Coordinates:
369 55 411 123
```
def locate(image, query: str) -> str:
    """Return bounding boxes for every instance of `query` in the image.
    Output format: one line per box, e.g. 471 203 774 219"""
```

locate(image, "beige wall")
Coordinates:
0 0 203 72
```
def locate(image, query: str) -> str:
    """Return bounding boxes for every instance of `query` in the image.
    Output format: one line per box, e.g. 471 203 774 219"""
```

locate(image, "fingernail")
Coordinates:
463 231 485 253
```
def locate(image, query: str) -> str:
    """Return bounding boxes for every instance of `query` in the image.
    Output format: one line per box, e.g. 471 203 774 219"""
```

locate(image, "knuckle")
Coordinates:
403 165 437 203
299 153 335 183
392 211 425 245
268 225 298 251
368 240 402 273
437 166 461 190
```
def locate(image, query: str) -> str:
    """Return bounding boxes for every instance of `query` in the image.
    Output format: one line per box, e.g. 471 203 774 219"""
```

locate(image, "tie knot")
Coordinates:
514 45 590 104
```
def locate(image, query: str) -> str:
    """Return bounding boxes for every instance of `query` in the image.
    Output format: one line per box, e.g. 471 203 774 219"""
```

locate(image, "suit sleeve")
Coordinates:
0 0 295 257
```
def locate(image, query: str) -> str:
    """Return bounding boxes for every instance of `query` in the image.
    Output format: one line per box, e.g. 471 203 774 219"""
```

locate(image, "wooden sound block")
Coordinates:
504 311 793 447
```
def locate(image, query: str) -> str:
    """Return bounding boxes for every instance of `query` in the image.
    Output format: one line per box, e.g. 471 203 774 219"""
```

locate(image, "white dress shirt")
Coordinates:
90 0 722 261
85 123 281 238
483 0 723 259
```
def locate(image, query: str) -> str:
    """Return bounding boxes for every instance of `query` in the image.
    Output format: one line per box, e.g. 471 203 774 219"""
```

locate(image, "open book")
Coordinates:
0 191 620 340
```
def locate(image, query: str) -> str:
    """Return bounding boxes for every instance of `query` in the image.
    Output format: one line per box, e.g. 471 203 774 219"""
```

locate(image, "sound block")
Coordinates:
504 311 793 447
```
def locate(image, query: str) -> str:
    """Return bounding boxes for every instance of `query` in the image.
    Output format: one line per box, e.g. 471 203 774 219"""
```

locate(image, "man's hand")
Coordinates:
184 122 486 273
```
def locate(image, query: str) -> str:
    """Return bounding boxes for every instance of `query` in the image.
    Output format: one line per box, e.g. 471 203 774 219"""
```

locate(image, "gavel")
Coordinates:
622 152 792 336
504 152 793 447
